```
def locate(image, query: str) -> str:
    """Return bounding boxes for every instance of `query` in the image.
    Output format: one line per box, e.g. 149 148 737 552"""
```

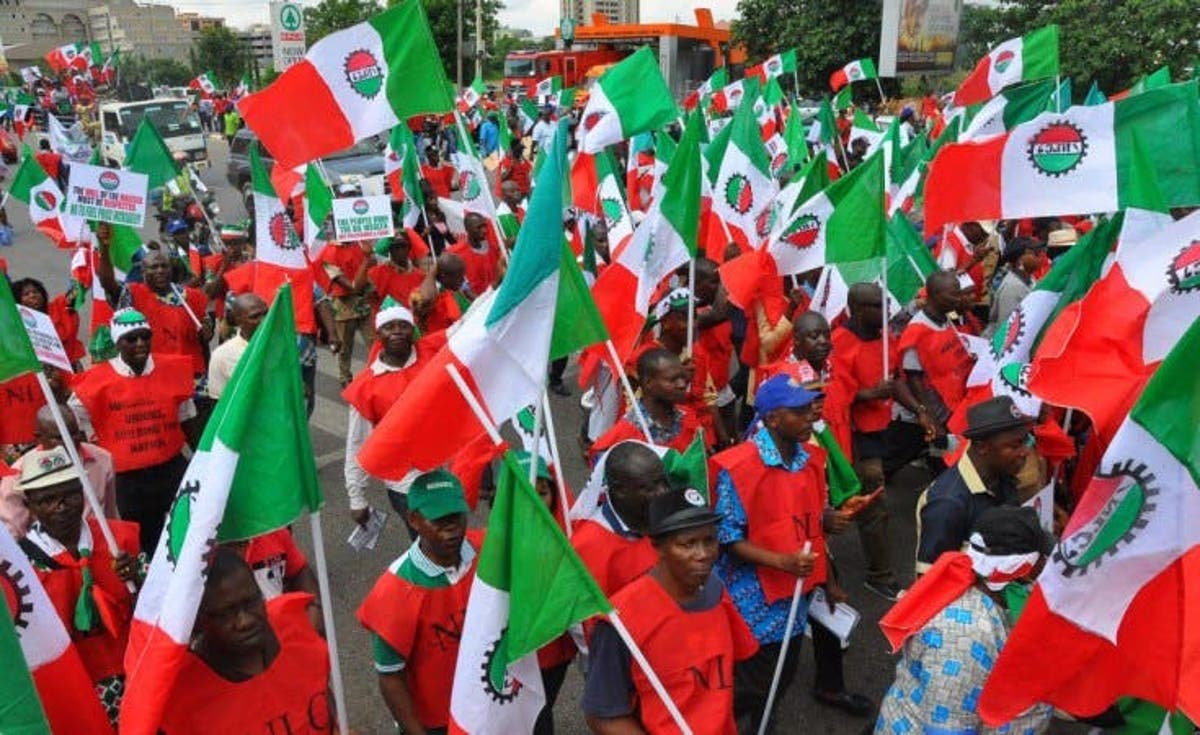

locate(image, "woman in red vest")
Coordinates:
18 446 141 726
69 309 199 553
159 547 333 734
583 487 758 734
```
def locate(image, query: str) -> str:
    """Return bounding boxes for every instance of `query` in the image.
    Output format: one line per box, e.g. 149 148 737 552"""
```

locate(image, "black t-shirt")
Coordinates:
581 573 725 719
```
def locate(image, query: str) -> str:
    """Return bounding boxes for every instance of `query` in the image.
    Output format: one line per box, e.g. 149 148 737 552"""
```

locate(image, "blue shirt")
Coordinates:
479 119 499 156
714 427 812 644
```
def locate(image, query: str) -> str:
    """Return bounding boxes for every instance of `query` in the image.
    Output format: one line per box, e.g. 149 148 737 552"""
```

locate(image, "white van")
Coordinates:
99 98 208 169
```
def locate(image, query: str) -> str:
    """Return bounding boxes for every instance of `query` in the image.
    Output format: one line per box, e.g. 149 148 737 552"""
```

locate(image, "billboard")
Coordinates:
270 1 307 73
879 0 964 76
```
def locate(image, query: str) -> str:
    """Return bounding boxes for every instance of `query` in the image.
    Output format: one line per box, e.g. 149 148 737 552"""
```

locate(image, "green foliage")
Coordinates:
733 0 882 96
392 0 503 84
958 0 1200 92
193 27 249 88
304 0 382 45
119 56 193 86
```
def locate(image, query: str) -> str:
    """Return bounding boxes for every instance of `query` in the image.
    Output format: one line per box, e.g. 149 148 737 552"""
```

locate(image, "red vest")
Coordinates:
588 406 709 463
447 239 501 296
369 263 426 307
72 357 194 471
830 326 896 434
613 575 758 734
159 593 332 735
356 531 484 729
570 519 657 598
0 373 43 445
34 518 139 684
897 318 975 413
698 319 733 390
224 262 318 334
128 283 208 375
711 441 828 600
341 334 447 424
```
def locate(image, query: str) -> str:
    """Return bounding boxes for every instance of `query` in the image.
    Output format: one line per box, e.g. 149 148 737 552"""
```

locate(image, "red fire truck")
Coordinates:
502 47 628 99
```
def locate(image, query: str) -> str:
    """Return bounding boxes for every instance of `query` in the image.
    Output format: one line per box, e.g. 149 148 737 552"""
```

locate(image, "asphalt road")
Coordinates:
3 136 1084 735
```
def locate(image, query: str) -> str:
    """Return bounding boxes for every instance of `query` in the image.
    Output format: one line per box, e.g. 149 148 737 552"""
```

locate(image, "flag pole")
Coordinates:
874 77 886 103
603 338 655 445
881 256 890 379
685 258 696 357
756 540 812 735
33 373 135 592
447 363 505 446
168 283 204 331
541 390 573 538
528 394 544 488
307 509 350 735
607 610 695 735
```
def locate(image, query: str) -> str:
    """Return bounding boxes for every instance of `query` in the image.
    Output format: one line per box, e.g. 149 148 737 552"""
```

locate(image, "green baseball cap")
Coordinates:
408 469 470 520
514 450 551 482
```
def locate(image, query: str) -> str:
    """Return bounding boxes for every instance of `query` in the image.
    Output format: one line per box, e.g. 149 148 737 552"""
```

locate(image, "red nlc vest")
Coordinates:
613 575 758 734
570 518 658 597
897 319 975 413
712 441 829 602
356 531 484 729
340 334 447 424
72 356 194 472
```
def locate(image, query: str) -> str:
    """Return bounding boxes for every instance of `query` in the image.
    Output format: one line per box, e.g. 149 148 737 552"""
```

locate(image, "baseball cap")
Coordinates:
754 374 822 414
513 451 551 482
18 446 78 492
407 469 470 520
110 308 151 342
647 487 719 538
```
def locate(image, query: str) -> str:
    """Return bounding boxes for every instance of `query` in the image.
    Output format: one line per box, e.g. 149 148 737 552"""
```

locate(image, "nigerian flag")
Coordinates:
576 47 677 154
303 163 334 254
449 452 611 732
120 284 322 734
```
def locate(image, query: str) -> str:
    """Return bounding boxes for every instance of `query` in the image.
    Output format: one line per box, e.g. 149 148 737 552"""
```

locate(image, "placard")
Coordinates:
18 304 73 373
332 195 394 241
879 0 962 76
66 164 148 227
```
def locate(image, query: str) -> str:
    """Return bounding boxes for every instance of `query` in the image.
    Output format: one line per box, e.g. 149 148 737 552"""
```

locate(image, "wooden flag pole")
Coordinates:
603 338 656 445
307 510 350 735
541 391 574 538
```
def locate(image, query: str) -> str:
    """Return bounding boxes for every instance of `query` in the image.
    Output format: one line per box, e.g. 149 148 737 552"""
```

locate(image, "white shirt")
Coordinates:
344 355 420 511
207 333 248 399
531 118 557 153
68 355 197 441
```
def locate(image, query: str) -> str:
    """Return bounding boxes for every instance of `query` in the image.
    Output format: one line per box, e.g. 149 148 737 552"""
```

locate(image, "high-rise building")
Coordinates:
0 0 202 65
560 0 639 27
237 24 273 70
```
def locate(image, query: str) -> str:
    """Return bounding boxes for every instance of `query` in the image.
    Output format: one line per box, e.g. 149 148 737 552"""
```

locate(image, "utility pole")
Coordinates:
455 0 463 88
473 0 482 81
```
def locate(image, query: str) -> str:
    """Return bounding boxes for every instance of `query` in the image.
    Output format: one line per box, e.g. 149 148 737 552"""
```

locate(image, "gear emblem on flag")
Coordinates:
344 49 384 100
165 480 201 569
33 191 56 212
769 152 788 176
1054 460 1158 578
755 202 777 240
582 111 607 132
480 629 524 703
723 173 754 215
0 559 34 631
1166 240 1200 294
459 171 482 201
998 362 1034 399
993 49 1016 74
269 212 301 251
1027 122 1088 178
991 307 1027 360
600 197 623 227
782 213 821 249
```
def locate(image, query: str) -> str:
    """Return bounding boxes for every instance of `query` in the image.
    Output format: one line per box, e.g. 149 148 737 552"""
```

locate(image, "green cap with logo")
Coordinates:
408 468 470 520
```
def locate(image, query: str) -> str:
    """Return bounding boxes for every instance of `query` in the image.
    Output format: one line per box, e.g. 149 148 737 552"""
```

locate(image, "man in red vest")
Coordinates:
896 270 977 462
343 298 446 531
588 349 709 462
447 213 501 299
571 441 670 597
420 147 457 199
358 469 481 734
583 487 758 733
712 374 829 733
159 547 332 734
69 309 199 552
18 446 141 725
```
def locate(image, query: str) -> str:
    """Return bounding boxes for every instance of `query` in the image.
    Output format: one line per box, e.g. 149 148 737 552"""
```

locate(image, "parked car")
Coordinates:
225 128 388 214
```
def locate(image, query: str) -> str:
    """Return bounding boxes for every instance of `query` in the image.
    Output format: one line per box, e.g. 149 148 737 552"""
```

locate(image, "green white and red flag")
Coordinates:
1030 204 1200 439
459 74 486 111
923 82 1200 235
249 141 309 270
684 66 727 111
358 122 607 479
1112 66 1172 101
190 71 216 96
239 0 452 168
448 453 610 732
120 285 324 735
517 97 539 134
979 315 1200 727
44 43 82 73
849 109 883 149
711 77 749 114
452 111 498 220
0 524 115 733
8 145 83 248
711 93 777 249
746 49 796 83
534 75 562 99
960 78 1057 141
594 148 634 255
302 164 334 255
829 58 878 91
576 48 676 154
953 25 1059 107
590 113 702 362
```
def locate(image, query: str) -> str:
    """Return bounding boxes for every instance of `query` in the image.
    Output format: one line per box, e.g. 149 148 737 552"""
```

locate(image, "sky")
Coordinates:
160 0 740 36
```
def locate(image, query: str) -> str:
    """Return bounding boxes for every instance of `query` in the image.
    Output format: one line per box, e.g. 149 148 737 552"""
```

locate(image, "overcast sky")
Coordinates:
163 0 740 36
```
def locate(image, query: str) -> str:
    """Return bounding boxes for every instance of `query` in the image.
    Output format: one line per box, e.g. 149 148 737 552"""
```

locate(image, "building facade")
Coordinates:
237 24 272 70
560 0 639 27
0 0 200 66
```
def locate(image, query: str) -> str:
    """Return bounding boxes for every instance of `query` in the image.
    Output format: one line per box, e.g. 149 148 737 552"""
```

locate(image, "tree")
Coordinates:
388 0 502 85
119 56 194 87
304 0 382 45
193 27 249 88
956 0 1200 94
733 0 883 96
